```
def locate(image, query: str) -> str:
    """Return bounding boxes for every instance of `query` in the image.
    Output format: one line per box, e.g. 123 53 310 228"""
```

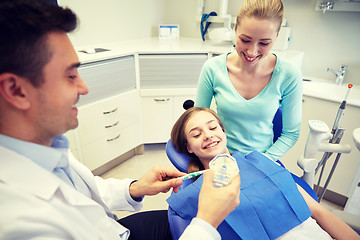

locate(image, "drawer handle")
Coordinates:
103 107 118 115
107 134 120 142
105 121 119 129
154 98 170 102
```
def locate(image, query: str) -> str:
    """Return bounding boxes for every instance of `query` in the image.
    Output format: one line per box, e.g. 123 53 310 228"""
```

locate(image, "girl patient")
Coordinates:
167 107 359 240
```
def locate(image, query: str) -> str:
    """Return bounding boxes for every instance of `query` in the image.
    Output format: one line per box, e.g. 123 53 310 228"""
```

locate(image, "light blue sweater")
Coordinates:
195 53 302 161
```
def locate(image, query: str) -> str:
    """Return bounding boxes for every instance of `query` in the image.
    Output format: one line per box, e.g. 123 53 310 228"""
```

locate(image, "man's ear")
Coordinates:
0 73 31 110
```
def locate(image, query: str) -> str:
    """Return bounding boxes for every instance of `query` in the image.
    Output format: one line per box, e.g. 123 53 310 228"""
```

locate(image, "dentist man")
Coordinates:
0 0 240 239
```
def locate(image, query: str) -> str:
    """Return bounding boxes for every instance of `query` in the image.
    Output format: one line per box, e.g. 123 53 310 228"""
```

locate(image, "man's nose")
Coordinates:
78 76 89 95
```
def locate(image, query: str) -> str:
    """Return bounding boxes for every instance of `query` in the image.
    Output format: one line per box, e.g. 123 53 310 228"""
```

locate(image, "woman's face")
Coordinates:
235 16 279 66
184 111 229 168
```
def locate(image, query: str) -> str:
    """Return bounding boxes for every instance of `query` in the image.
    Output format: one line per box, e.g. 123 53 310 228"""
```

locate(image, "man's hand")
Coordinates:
196 170 241 229
129 165 186 199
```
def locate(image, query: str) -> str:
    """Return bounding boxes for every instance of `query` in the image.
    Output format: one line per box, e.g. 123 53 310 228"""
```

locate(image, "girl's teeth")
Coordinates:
206 142 218 149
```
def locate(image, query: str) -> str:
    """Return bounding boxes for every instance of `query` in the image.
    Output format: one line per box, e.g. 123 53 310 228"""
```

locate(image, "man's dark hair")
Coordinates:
0 0 77 86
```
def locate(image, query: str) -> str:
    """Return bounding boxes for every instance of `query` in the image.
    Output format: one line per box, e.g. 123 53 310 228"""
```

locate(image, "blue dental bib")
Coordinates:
167 151 312 240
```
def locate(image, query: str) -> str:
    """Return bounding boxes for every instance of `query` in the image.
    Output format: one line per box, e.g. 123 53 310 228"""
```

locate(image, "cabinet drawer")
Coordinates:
81 123 142 171
139 54 207 89
78 56 136 106
77 91 140 146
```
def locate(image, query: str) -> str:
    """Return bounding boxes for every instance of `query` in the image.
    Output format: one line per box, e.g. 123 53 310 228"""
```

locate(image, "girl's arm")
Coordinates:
297 184 360 240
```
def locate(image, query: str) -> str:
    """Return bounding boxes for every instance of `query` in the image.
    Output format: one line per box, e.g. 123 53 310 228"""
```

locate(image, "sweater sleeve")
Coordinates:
265 61 303 161
195 58 215 108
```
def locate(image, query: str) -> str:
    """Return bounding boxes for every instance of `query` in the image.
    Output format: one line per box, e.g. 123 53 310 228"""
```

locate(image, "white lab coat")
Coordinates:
0 146 220 240
0 146 141 239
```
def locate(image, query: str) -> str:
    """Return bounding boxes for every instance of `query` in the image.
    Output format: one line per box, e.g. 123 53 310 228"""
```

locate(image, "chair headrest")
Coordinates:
165 140 191 173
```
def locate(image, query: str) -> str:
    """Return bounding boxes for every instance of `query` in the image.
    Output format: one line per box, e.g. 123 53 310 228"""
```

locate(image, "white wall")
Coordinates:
59 0 360 85
59 0 166 47
166 0 360 85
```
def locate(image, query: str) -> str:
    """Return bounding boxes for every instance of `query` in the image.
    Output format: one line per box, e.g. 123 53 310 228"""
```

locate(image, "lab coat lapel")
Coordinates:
67 150 113 216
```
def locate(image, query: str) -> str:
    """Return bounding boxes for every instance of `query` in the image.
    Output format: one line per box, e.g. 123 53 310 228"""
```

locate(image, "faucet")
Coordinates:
319 1 334 13
326 64 347 85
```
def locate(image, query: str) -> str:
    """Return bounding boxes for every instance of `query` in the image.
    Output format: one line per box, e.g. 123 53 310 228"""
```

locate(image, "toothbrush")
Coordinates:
177 169 210 180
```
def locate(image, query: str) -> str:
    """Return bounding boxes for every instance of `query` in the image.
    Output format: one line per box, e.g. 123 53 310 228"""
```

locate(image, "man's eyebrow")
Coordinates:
66 62 81 71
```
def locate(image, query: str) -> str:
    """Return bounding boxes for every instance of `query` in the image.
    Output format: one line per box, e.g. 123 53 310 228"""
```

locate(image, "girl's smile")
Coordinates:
184 111 230 167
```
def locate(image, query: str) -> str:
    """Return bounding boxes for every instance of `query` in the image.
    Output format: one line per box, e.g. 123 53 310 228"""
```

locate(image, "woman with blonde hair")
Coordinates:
195 0 302 162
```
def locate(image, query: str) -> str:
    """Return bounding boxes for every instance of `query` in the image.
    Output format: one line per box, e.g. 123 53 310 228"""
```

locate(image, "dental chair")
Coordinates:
166 107 319 240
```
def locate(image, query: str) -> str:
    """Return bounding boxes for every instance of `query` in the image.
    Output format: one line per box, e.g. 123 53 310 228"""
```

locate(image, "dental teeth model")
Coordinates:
209 154 239 187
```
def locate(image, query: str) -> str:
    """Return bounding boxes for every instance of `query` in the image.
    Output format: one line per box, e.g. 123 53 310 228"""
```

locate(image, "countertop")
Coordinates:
75 38 359 107
75 37 303 64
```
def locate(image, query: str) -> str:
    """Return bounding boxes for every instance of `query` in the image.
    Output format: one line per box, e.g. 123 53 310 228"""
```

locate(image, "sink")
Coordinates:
78 48 110 54
302 78 360 107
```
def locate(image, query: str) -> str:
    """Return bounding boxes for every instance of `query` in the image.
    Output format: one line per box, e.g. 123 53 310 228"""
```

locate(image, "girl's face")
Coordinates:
235 17 279 66
184 111 229 169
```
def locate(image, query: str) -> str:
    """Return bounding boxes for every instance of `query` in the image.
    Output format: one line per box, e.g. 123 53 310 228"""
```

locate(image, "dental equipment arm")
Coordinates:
298 120 332 186
298 120 351 188
298 84 353 202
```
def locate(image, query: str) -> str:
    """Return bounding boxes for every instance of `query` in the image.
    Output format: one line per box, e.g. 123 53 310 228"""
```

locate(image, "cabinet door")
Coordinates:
138 54 207 89
78 56 136 106
141 96 173 143
173 95 196 123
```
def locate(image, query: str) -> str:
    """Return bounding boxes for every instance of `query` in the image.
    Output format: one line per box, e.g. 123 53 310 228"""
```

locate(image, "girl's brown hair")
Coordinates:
171 107 225 173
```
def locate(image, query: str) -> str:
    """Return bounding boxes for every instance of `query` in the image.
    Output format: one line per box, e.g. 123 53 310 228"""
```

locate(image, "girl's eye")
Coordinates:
210 126 217 130
193 133 201 138
241 39 250 43
260 42 270 46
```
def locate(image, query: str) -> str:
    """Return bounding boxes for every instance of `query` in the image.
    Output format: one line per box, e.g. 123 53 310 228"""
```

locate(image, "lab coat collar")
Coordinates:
0 146 101 207
0 134 62 172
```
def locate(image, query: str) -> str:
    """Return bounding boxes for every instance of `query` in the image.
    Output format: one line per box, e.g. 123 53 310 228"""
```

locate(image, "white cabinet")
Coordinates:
67 55 141 172
283 96 360 199
78 90 142 170
173 95 196 121
141 94 196 143
78 56 136 106
138 53 208 89
141 96 173 143
139 54 206 143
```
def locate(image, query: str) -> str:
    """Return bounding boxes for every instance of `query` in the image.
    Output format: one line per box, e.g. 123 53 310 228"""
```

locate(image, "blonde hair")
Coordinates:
235 0 284 32
171 107 225 173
